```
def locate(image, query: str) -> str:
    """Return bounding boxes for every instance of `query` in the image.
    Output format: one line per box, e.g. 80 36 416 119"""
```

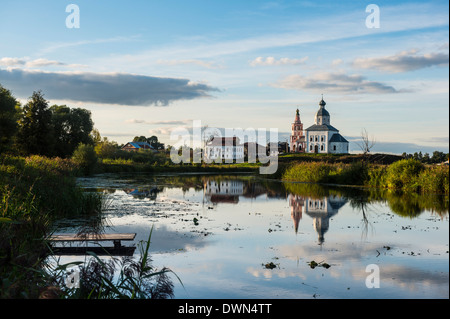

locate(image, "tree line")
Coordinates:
1 83 171 175
1 84 94 158
402 151 449 164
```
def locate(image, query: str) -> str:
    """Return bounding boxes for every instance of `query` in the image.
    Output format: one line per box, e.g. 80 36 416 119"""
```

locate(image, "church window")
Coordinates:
333 145 336 151
321 145 324 151
310 145 313 151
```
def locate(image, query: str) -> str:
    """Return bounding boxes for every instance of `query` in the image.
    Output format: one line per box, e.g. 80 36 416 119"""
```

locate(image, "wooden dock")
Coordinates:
49 233 137 256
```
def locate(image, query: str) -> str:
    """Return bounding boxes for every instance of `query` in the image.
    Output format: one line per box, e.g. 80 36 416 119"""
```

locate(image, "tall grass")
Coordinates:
0 154 105 298
282 161 368 186
44 230 179 299
281 159 449 195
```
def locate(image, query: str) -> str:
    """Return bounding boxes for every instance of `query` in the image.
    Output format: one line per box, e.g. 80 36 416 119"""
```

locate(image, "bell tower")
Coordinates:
290 108 306 152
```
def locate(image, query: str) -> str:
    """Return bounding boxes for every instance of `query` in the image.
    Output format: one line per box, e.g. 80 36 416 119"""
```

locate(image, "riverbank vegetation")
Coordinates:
281 159 449 195
0 154 106 298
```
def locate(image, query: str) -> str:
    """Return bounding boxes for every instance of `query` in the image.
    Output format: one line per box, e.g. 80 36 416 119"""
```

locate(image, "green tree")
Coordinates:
51 105 94 157
95 137 119 159
72 143 98 175
431 151 447 164
133 136 148 143
0 84 19 153
17 91 55 156
91 128 102 145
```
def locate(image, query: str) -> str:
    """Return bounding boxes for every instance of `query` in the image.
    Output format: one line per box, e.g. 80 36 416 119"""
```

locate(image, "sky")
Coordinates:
0 0 448 154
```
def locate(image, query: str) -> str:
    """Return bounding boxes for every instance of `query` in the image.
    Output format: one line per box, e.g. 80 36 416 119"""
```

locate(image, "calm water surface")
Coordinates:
55 173 449 299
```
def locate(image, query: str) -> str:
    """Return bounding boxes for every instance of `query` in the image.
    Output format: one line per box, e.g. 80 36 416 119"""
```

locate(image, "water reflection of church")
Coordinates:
290 194 347 244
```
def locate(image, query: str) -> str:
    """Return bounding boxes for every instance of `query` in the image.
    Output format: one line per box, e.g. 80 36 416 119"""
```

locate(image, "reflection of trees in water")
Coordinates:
348 195 375 240
284 181 448 219
285 181 448 242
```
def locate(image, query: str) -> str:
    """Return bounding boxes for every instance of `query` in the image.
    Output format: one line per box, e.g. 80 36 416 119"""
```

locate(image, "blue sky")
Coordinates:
0 0 448 154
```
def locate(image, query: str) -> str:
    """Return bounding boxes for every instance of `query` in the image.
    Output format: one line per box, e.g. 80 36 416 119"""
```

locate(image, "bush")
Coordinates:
417 165 449 195
384 159 424 192
72 144 98 175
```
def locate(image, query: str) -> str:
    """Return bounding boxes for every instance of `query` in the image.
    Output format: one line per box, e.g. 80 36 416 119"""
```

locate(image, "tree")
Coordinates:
133 136 148 143
95 137 119 159
72 143 98 175
17 91 55 156
357 128 376 157
91 128 102 145
0 84 19 152
422 152 430 164
132 135 164 150
431 151 447 164
51 105 94 157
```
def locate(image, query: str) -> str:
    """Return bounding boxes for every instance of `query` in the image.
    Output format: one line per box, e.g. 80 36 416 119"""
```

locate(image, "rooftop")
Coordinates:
305 124 339 132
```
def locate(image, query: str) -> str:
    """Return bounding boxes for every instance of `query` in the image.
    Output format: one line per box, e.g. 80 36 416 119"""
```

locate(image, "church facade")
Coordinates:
290 97 349 154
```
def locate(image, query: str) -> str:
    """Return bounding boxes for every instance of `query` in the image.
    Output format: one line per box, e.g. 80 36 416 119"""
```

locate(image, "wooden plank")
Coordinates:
50 246 136 256
49 233 136 242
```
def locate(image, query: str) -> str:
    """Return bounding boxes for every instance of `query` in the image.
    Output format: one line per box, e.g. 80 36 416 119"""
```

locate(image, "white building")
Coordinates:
305 97 349 154
204 137 245 162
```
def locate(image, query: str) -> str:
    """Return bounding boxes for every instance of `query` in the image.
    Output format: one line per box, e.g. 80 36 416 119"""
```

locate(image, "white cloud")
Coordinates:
148 127 177 136
126 119 192 125
352 49 449 73
157 59 223 69
39 35 142 54
0 57 26 67
250 56 308 67
0 57 87 69
271 72 399 94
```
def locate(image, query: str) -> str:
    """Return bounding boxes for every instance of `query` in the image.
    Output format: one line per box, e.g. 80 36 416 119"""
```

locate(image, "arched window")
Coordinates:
321 145 324 151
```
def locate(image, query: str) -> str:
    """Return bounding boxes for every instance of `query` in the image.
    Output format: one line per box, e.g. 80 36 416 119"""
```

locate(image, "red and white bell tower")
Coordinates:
290 109 306 152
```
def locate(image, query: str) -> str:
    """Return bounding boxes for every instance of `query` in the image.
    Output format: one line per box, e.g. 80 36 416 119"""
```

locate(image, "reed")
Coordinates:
0 154 106 298
44 229 179 299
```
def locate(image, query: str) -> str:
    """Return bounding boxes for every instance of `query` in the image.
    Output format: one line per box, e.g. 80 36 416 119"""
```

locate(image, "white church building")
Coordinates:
291 97 349 154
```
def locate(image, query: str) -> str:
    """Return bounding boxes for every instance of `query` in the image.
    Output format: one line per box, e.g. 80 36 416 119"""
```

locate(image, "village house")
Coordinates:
204 137 245 161
121 141 156 152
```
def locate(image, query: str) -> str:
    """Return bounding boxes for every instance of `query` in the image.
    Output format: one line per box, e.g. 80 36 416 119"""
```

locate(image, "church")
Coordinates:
290 97 349 154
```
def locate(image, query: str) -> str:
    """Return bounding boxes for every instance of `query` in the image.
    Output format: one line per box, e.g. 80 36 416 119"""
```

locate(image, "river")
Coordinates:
51 173 449 299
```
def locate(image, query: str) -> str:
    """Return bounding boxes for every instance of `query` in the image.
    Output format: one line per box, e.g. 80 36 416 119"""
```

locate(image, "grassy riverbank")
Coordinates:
0 155 105 298
98 157 261 174
281 159 449 195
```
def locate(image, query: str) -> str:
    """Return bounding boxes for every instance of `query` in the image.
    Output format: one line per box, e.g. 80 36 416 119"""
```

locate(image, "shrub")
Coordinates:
384 159 424 192
72 144 98 175
417 165 449 195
